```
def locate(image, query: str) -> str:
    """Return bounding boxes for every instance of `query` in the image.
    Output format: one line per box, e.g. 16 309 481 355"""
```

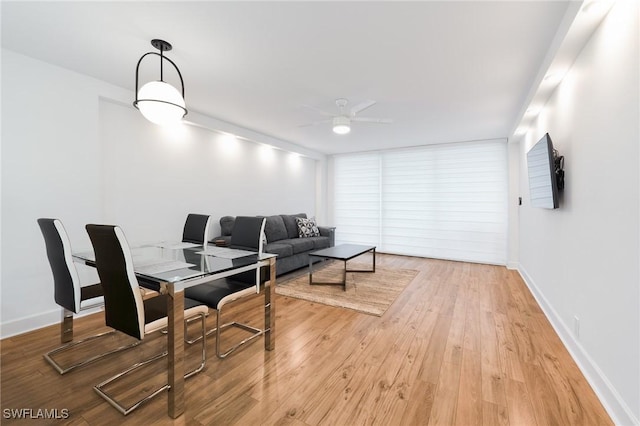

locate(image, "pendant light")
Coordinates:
133 39 187 125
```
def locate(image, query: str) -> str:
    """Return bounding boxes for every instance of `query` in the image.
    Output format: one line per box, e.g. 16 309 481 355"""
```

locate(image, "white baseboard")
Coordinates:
0 306 102 340
517 264 639 426
506 261 519 270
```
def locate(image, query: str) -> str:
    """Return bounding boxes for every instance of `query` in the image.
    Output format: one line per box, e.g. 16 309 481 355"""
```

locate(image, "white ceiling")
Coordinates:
2 1 574 154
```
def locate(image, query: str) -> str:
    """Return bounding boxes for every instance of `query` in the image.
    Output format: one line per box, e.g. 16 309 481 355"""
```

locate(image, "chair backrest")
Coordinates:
86 224 145 340
37 218 82 313
229 216 266 254
182 214 211 246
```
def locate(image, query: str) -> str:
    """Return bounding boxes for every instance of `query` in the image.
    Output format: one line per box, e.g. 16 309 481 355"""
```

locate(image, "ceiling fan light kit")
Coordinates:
133 39 187 126
304 98 392 135
333 116 351 135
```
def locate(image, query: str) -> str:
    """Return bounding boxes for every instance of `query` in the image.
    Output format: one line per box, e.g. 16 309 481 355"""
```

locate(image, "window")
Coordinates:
333 140 507 265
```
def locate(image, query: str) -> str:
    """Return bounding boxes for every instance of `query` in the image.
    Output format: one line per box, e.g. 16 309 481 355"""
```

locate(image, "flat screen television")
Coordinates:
527 133 563 209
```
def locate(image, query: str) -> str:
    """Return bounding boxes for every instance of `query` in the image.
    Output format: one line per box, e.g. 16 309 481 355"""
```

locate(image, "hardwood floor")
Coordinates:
1 254 612 425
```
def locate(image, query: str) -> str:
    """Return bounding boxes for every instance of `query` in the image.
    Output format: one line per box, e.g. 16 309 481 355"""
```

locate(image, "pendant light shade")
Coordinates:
134 39 187 126
137 81 186 125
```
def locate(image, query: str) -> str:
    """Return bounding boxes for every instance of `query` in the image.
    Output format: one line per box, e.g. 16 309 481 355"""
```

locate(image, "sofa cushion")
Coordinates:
286 238 315 254
220 216 235 237
296 217 320 238
281 213 307 239
264 215 288 243
305 236 330 250
264 242 293 257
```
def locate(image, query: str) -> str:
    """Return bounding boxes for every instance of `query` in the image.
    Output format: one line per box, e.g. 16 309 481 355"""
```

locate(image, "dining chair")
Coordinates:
136 213 212 294
86 224 208 415
182 213 211 247
185 216 269 358
37 218 139 374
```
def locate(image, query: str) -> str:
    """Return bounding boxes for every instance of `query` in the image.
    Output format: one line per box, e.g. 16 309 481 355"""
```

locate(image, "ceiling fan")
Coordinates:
300 98 392 135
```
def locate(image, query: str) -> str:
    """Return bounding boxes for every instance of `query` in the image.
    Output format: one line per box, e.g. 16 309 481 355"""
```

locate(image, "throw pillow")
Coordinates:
296 217 320 238
281 213 307 239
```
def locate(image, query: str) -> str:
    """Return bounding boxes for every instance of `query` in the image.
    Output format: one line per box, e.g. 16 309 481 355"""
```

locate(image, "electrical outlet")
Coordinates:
573 315 580 339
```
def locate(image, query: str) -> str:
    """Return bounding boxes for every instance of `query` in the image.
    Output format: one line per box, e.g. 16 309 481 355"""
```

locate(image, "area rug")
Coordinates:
275 261 419 316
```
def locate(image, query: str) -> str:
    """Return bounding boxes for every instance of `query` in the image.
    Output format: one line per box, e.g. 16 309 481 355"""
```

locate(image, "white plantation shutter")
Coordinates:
333 140 508 265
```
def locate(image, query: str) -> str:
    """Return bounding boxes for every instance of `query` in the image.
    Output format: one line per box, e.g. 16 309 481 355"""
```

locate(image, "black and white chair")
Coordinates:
86 224 208 415
185 216 268 358
37 218 139 374
182 213 211 247
137 213 211 294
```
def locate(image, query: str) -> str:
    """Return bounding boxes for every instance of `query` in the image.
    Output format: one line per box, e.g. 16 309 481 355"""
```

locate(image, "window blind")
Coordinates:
333 140 508 265
333 152 381 246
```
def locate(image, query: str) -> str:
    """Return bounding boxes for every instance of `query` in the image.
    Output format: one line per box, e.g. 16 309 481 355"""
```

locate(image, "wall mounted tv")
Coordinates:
526 133 564 209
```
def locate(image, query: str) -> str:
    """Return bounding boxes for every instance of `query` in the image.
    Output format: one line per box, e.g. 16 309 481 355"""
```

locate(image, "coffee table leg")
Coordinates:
346 248 376 273
309 256 346 289
373 247 376 272
343 260 347 291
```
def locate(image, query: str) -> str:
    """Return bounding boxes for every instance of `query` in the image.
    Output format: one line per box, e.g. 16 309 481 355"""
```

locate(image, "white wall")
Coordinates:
1 49 323 337
99 99 317 243
516 1 639 423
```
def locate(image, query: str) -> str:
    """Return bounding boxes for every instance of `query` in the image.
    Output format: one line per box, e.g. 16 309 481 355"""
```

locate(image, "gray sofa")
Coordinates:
214 213 335 276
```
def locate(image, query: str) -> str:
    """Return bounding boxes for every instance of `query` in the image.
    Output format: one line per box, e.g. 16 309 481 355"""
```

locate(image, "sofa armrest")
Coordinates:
318 226 336 247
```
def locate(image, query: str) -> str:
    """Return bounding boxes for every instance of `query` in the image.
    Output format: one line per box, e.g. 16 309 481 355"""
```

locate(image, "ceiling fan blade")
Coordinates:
351 117 393 124
296 119 332 128
300 104 336 117
349 100 377 116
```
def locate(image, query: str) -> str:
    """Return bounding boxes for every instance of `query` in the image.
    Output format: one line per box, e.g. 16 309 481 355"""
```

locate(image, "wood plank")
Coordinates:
400 379 437 425
482 400 509 426
455 349 482 426
427 360 461 425
522 362 565 425
463 277 481 353
348 312 420 424
493 312 525 382
418 314 453 384
504 377 538 426
479 310 507 407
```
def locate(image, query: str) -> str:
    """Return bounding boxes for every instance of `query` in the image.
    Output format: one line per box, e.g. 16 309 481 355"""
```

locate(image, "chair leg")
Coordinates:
94 351 168 415
93 312 207 415
61 309 74 343
215 308 263 359
185 307 264 356
44 329 141 375
185 312 207 378
183 311 211 345
184 319 216 345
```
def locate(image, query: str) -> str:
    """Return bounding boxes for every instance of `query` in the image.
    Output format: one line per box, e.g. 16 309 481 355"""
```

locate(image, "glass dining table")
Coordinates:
73 242 277 419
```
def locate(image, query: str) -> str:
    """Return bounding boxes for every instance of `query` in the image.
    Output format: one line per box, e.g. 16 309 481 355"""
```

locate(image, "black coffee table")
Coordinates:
308 244 376 290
